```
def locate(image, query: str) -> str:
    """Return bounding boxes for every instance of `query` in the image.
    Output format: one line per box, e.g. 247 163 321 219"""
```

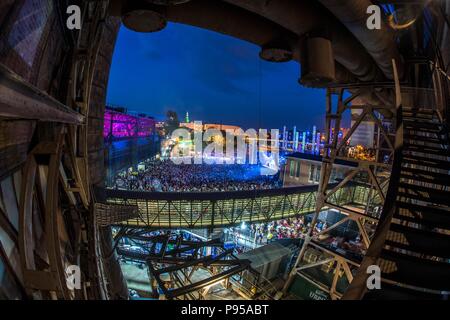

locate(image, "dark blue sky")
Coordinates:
106 23 327 130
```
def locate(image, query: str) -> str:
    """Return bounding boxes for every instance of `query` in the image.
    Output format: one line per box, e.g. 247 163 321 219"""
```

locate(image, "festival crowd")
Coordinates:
110 159 281 192
247 217 325 244
229 216 367 257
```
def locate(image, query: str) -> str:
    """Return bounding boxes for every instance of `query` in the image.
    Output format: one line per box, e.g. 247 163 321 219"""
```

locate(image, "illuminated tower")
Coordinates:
312 125 317 153
293 126 297 150
316 132 321 154
301 132 306 152
185 111 190 123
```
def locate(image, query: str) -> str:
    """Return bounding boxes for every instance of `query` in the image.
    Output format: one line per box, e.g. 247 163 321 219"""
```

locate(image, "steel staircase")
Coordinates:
362 107 450 299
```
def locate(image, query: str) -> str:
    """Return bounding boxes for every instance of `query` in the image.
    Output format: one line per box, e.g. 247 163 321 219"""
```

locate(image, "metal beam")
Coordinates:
0 64 84 124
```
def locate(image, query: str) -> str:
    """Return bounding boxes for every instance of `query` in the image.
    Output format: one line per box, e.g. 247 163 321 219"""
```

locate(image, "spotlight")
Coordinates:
122 9 166 33
259 45 293 62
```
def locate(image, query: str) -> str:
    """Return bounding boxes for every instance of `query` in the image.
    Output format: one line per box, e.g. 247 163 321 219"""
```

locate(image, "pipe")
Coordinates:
166 1 303 58
317 0 404 80
111 0 359 85
111 0 393 106
223 0 383 82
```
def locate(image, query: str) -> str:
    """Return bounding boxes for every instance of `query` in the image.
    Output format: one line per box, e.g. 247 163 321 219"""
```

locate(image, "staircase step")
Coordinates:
394 209 450 230
404 121 443 131
399 181 449 195
401 167 450 184
403 114 436 121
403 108 435 114
403 144 450 157
402 155 450 170
398 182 449 205
385 223 450 258
379 249 450 292
400 171 450 187
403 130 446 139
364 282 446 300
403 134 443 144
398 190 449 206
399 180 448 194
404 129 443 136
394 202 450 230
404 118 440 125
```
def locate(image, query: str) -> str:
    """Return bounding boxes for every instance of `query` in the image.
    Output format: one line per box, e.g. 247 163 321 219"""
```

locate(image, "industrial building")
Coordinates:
0 0 449 301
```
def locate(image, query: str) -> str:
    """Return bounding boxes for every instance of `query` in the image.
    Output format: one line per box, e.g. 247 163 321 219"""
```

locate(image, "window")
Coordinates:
296 162 301 178
315 166 321 182
309 165 315 182
331 168 337 181
289 160 296 177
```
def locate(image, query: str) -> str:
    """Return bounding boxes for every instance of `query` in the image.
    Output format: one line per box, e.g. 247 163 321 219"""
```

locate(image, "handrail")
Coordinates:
104 184 323 201
342 59 404 299
100 181 373 201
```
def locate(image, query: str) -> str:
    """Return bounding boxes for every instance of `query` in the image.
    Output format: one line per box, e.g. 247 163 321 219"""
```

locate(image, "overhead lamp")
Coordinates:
259 45 293 63
122 8 167 33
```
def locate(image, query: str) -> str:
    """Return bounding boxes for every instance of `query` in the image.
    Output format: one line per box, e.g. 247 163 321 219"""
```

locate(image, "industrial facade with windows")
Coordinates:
0 0 449 307
283 153 357 186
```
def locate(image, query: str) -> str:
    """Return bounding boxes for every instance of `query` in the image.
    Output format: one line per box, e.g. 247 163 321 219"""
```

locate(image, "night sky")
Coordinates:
106 22 327 130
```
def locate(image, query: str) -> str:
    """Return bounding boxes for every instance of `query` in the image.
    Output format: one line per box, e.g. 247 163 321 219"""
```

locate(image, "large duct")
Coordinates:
317 0 404 80
111 0 394 108
111 0 362 85
222 0 397 112
168 0 395 110
223 0 383 82
111 0 301 60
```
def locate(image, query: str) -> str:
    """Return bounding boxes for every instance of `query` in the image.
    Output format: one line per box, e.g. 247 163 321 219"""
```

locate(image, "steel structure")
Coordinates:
0 0 114 300
0 0 449 300
99 183 372 229
281 80 395 299
342 24 450 300
115 232 275 300
283 2 450 298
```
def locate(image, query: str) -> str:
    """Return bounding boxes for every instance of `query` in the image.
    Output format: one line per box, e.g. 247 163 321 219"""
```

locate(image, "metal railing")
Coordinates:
100 183 372 229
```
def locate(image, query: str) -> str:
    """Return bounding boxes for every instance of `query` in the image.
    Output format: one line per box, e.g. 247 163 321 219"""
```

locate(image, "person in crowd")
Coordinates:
267 231 273 243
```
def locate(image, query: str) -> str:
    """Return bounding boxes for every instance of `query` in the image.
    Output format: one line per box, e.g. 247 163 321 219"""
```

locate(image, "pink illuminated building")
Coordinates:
104 107 156 140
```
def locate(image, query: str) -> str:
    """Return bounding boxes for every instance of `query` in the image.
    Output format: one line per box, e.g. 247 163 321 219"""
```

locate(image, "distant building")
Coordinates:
282 152 357 186
103 105 159 185
179 122 242 132
349 98 375 148
104 105 156 140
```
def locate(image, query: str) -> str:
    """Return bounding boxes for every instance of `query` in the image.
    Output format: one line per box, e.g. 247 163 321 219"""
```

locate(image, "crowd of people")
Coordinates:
229 216 366 257
110 159 281 192
248 217 328 244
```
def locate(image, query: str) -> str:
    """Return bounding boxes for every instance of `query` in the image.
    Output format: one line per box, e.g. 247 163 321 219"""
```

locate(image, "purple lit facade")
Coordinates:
104 109 156 140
